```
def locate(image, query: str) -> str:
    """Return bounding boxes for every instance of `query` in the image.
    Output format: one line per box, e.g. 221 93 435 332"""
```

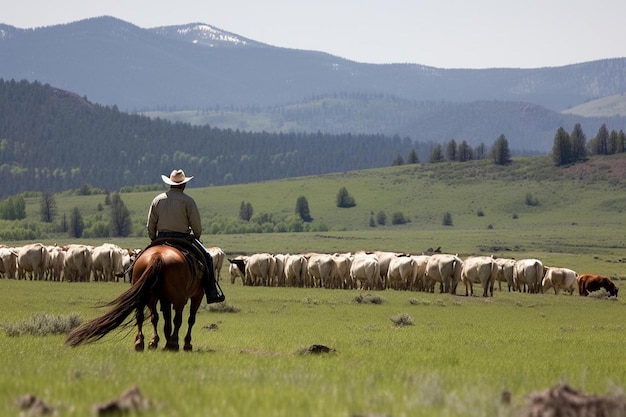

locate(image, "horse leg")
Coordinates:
148 300 160 350
135 307 145 351
166 306 183 351
183 296 203 351
161 301 177 350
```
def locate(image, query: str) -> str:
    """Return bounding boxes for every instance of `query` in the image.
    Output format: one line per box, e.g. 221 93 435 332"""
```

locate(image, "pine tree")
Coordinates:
570 123 587 161
551 127 572 166
407 149 419 164
491 134 511 165
445 139 457 161
295 196 312 222
457 140 473 162
429 145 444 163
336 187 356 208
69 207 84 238
590 124 609 155
239 201 254 221
392 154 405 166
109 192 132 237
39 192 57 223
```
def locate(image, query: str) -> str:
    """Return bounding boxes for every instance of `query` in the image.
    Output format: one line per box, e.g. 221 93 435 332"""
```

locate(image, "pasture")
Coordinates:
2 154 626 415
1 277 625 416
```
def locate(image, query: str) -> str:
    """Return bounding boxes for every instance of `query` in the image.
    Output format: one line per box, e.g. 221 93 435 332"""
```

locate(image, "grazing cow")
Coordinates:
373 251 399 289
119 248 140 282
63 244 93 282
91 243 125 282
17 243 50 280
387 255 416 290
494 258 516 292
460 256 497 297
284 254 308 287
332 253 353 289
350 253 382 290
273 253 288 287
46 245 65 282
410 255 430 291
0 246 18 279
245 253 276 286
513 258 544 293
541 267 578 295
424 254 463 294
206 246 225 282
577 273 619 297
306 253 337 288
228 256 248 285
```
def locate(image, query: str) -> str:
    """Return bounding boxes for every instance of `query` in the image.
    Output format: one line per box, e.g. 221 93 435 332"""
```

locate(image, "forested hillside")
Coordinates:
148 94 626 153
0 79 426 198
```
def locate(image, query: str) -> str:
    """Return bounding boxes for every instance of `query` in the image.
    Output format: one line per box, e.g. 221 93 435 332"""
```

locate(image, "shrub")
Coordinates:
390 313 414 327
442 212 453 226
2 313 81 337
391 212 407 225
525 192 539 206
336 187 356 208
354 294 384 304
477 208 485 217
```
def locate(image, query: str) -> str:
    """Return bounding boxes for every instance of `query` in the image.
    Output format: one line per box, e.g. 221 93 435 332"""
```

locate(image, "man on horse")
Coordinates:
147 169 225 304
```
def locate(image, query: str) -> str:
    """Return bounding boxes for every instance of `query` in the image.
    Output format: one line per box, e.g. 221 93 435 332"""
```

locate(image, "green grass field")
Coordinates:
2 154 626 415
1 278 624 416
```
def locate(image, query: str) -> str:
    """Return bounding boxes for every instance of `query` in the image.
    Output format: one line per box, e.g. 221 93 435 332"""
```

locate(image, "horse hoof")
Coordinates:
134 342 145 352
165 343 179 351
148 341 158 350
183 344 193 352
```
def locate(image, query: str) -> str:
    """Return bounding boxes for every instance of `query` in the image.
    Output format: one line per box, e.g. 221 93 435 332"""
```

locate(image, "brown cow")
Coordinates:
577 273 618 297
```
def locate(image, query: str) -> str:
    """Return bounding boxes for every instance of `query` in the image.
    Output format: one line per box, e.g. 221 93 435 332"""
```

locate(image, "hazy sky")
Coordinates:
4 0 626 69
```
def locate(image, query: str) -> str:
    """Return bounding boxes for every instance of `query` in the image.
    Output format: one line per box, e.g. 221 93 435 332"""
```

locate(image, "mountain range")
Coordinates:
1 16 626 153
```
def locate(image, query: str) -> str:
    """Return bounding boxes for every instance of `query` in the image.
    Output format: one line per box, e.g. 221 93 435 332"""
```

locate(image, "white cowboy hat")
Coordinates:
161 169 194 185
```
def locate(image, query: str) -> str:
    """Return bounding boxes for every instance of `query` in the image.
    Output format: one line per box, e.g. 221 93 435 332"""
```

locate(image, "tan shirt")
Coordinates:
147 188 202 240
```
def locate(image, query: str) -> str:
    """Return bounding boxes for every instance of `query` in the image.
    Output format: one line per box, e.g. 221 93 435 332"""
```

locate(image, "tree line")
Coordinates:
551 123 626 166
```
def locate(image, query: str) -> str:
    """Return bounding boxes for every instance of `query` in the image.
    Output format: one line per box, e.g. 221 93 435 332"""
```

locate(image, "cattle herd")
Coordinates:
0 243 619 298
0 242 225 284
227 251 619 298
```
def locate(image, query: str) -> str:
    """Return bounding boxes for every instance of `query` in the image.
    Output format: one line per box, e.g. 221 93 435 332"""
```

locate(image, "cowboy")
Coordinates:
147 169 225 304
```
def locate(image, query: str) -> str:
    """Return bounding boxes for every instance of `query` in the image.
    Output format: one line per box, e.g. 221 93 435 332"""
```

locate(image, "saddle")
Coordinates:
148 238 208 279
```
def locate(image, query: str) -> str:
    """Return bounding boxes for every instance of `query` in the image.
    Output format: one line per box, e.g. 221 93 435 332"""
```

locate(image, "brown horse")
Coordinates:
65 244 205 351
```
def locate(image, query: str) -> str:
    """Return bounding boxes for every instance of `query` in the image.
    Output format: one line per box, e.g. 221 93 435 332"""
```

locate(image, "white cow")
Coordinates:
514 258 544 293
0 246 18 279
46 245 65 281
245 253 276 286
387 255 416 290
494 258 516 291
273 253 288 287
228 256 248 285
460 256 498 297
424 254 463 294
17 243 50 280
542 267 578 295
410 255 430 291
63 244 93 282
92 243 124 282
282 254 307 287
207 246 225 282
332 253 353 289
350 253 382 290
373 251 399 289
306 253 337 288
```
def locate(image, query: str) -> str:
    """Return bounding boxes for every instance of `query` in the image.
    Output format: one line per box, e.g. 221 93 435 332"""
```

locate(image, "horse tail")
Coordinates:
65 253 163 347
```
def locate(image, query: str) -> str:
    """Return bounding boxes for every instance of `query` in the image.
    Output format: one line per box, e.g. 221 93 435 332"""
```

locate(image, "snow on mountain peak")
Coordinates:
153 23 260 48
